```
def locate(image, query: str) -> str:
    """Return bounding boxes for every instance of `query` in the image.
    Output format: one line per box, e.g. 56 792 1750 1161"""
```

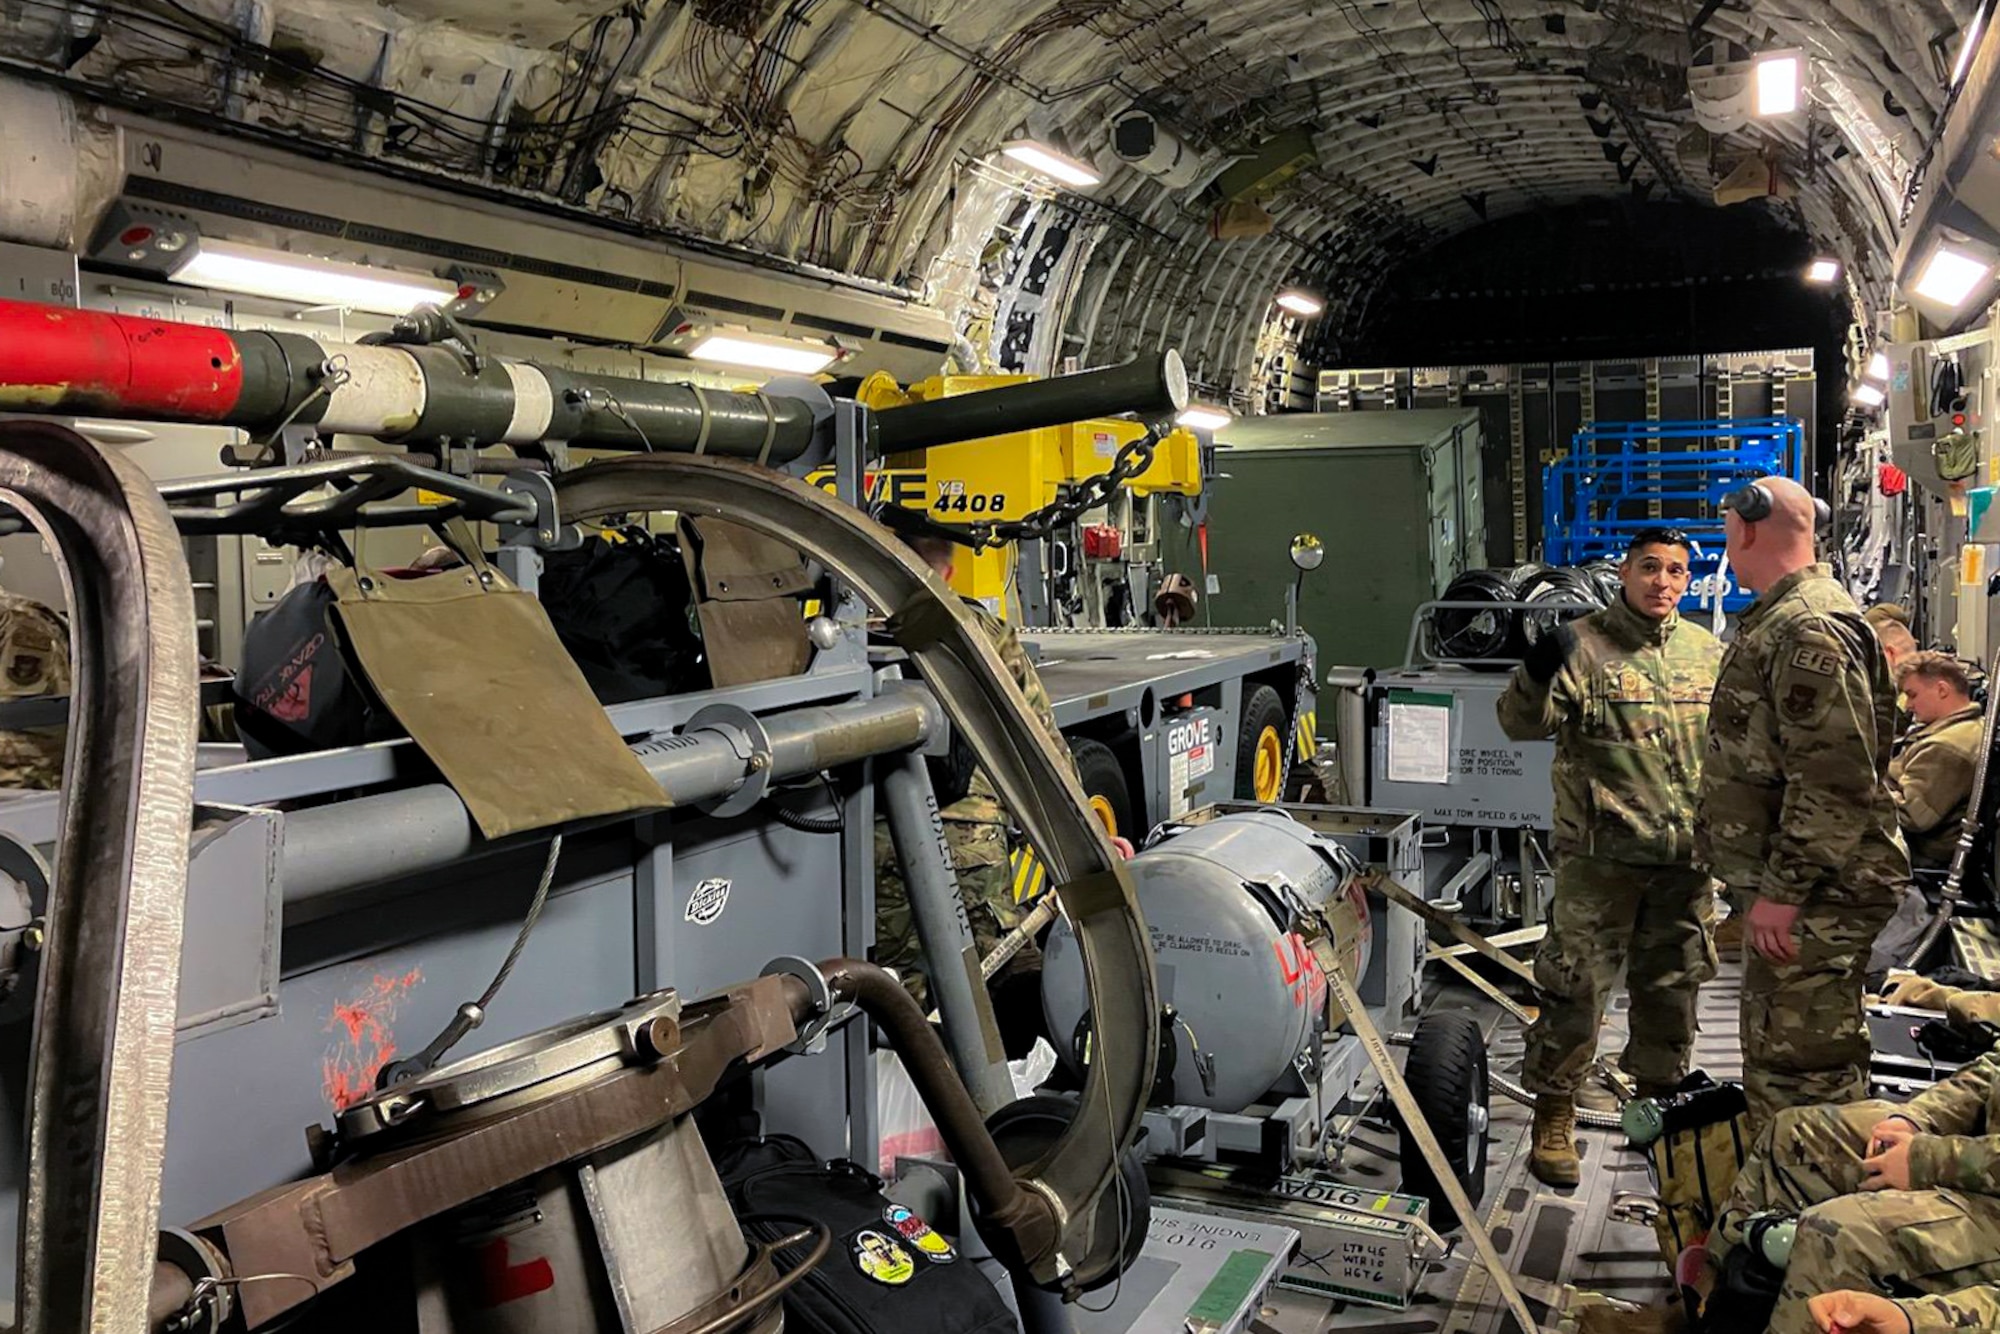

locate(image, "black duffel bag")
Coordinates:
714 1134 1015 1334
233 575 399 759
538 530 709 704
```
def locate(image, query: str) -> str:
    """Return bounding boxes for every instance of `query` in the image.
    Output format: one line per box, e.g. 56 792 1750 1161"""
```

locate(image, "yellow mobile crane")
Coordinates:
811 370 1207 625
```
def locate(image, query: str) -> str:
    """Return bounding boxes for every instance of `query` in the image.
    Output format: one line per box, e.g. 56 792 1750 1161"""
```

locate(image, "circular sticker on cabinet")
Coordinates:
883 1204 956 1264
851 1229 915 1286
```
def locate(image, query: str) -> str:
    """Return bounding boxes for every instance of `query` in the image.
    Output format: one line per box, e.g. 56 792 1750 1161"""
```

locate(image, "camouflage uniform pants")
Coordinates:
874 817 1034 1013
1522 856 1717 1096
1713 1100 2000 1334
1741 900 1895 1133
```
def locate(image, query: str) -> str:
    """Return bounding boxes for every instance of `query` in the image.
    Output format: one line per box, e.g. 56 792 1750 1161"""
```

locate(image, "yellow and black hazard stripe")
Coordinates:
1009 845 1049 904
1294 707 1319 760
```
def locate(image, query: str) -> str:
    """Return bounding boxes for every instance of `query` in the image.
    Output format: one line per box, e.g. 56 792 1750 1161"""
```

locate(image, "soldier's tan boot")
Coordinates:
1530 1094 1581 1187
1575 1082 1620 1114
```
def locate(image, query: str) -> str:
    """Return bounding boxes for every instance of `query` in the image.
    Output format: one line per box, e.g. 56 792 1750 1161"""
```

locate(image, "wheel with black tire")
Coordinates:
1396 1010 1491 1232
985 1094 1150 1292
1236 684 1289 804
1070 737 1134 840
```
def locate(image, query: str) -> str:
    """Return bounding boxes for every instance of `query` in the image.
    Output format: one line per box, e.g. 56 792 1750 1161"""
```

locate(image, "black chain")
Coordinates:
961 428 1161 551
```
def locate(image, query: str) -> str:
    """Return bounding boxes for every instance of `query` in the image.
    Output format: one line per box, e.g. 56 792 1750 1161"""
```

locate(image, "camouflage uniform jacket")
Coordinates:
948 601 1064 827
1695 565 1908 909
0 591 69 790
1891 704 1984 868
1900 1285 2000 1332
1495 595 1720 866
1878 1052 2000 1206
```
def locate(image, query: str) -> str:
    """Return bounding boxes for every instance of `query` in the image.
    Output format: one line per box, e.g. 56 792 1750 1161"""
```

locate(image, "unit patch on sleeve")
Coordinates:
1782 683 1821 722
1789 646 1839 676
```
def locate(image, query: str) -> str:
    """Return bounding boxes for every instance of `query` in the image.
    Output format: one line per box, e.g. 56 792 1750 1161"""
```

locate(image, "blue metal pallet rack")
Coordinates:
1542 417 1806 613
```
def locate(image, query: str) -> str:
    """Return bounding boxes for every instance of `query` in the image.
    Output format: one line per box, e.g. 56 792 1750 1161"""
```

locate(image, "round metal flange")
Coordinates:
336 989 681 1148
760 955 833 1055
688 702 775 818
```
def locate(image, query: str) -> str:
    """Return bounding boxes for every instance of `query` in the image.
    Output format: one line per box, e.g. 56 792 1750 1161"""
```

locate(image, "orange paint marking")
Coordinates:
320 968 422 1110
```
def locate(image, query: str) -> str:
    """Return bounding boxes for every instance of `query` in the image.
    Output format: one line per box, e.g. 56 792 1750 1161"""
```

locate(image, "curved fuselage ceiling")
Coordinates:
0 1 1964 397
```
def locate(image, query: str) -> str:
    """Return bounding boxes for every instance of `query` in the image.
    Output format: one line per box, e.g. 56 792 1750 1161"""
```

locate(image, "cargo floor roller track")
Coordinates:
1252 958 1747 1332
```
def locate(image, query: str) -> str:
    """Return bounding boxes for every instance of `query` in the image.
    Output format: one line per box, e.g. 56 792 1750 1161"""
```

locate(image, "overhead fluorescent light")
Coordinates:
1866 351 1890 382
169 238 456 315
1753 50 1803 116
1275 289 1324 317
1175 405 1233 432
687 330 839 375
1000 140 1102 188
1851 382 1886 407
1805 256 1841 283
1912 243 1995 308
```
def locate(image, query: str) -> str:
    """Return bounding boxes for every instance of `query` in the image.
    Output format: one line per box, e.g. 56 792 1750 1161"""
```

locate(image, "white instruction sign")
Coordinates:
1166 716 1215 817
1385 692 1452 785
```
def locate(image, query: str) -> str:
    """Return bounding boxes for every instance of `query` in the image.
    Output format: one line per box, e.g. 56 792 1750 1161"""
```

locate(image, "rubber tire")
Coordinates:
1070 737 1135 838
1235 684 1289 803
985 1094 1150 1293
1396 1010 1491 1232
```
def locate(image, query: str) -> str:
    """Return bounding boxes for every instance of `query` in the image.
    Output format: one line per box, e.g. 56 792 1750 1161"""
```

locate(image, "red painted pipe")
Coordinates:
0 298 248 421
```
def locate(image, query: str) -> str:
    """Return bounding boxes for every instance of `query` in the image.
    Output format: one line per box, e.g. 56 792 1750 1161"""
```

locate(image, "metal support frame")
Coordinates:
1645 357 1664 521
1017 538 1052 627
879 749 1014 1113
280 693 935 908
1508 379 1528 561
1360 867 1540 992
831 399 870 508
551 454 1158 1291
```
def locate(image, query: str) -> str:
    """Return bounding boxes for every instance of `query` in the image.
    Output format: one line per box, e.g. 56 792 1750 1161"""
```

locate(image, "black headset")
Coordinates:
1722 481 1832 527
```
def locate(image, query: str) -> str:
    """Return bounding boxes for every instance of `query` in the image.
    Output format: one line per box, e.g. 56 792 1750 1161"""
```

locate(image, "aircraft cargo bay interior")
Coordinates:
0 4 1994 1333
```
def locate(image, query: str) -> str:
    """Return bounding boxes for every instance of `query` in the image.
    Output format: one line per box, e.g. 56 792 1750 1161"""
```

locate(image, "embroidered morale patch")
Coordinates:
1790 646 1839 676
884 1203 957 1264
1782 683 1821 720
851 1229 915 1286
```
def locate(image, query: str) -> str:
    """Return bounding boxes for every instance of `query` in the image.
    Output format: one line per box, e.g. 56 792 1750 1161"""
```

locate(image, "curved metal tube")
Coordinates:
554 454 1158 1288
798 961 1029 1222
0 424 200 1334
1903 644 2000 969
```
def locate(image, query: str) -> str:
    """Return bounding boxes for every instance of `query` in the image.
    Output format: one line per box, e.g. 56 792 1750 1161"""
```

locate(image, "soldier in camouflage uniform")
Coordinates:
0 590 69 789
1697 477 1908 1133
1890 652 1984 871
874 533 1069 1042
1866 603 1917 674
1497 527 1722 1186
1809 1286 2000 1333
1700 1051 2000 1334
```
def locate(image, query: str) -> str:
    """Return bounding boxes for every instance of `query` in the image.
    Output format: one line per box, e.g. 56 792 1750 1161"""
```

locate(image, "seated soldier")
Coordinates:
0 588 70 789
1808 1283 2000 1332
1868 604 1918 677
1890 653 1984 872
1880 970 2000 1029
1688 1052 2000 1334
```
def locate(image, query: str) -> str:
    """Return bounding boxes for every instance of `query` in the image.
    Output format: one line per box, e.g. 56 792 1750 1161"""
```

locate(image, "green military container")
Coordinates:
1186 409 1486 671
